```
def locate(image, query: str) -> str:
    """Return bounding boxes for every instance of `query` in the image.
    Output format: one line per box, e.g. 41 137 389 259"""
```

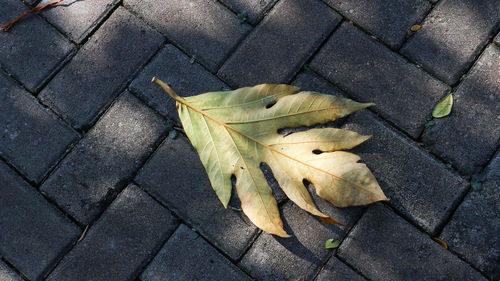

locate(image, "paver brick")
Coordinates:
338 204 487 281
39 0 120 43
129 44 229 123
47 184 178 281
135 136 257 260
0 260 23 281
240 201 362 281
440 153 500 280
219 0 276 25
124 0 251 72
400 0 500 85
315 257 366 281
342 111 468 234
0 160 80 281
41 92 166 225
323 0 431 49
39 7 164 130
0 72 79 183
422 44 500 172
311 23 450 138
141 224 251 281
218 0 342 87
0 0 75 92
495 32 500 45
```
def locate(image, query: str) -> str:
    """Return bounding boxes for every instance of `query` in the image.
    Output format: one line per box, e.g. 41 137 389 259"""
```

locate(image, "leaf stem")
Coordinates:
151 77 184 103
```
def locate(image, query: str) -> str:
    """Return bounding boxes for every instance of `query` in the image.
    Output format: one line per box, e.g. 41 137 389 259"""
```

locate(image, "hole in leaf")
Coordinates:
312 149 322 154
265 100 277 109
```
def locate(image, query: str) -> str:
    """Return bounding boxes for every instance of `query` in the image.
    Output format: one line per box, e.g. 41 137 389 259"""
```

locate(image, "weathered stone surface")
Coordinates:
315 257 367 281
0 259 23 281
39 0 119 43
219 0 276 25
440 153 500 280
41 92 166 225
338 204 487 281
292 71 345 97
135 136 257 260
124 0 250 72
422 44 500 172
0 73 78 183
0 160 79 281
39 7 164 130
342 111 468 234
240 201 362 281
311 23 450 138
401 0 500 84
47 184 178 281
0 0 74 91
129 44 229 123
218 0 341 87
141 224 251 281
323 0 431 48
495 32 500 45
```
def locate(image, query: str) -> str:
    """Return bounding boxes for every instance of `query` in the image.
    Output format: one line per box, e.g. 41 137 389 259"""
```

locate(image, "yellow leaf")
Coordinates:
411 24 421 31
432 93 453 118
152 78 388 237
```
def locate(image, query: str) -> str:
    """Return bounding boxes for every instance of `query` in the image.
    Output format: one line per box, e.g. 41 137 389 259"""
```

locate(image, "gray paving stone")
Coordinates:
338 204 487 281
135 136 258 260
0 260 23 281
41 92 166 225
323 0 431 49
311 23 450 138
47 184 178 281
141 224 251 281
315 257 366 281
495 32 500 45
124 0 250 72
422 44 500 172
292 71 345 98
129 44 229 123
400 0 500 85
39 0 120 43
440 153 500 280
218 0 341 87
0 0 75 92
0 72 78 183
342 111 468 235
240 201 362 281
0 160 80 281
39 7 164 130
219 0 276 25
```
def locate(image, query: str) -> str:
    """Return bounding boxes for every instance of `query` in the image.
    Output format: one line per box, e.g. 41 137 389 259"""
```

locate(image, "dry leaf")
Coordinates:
432 93 453 118
433 237 448 249
153 78 388 237
411 24 422 31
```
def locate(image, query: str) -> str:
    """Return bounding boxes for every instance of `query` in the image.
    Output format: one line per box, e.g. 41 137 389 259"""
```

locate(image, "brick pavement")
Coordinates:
0 0 499 280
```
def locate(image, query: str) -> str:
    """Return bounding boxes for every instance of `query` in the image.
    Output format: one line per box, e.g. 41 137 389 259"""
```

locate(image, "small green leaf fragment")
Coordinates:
168 129 178 139
471 181 482 191
432 93 453 118
325 239 340 249
425 120 435 128
237 10 248 24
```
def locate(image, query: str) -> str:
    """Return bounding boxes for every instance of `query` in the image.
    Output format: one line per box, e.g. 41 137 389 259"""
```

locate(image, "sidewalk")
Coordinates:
0 0 499 280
